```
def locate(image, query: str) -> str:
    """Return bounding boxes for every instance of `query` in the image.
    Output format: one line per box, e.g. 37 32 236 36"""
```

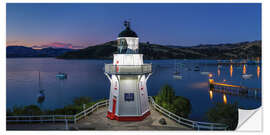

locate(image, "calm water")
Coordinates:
7 58 261 121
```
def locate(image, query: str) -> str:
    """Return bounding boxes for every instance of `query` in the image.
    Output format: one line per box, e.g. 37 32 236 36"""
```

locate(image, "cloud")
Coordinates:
32 42 84 49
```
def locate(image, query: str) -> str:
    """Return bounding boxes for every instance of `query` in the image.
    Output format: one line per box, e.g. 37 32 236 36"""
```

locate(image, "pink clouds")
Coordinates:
49 42 73 48
32 42 84 49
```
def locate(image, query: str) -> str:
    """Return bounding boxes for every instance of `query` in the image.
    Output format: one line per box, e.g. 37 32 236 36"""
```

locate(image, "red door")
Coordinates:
112 98 116 119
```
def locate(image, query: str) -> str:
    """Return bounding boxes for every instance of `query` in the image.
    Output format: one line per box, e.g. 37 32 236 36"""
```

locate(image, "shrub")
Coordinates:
72 96 91 106
22 105 43 115
155 84 191 118
206 102 238 130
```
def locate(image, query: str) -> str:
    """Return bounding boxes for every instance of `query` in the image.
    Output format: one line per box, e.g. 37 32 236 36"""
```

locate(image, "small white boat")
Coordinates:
173 75 183 80
242 74 253 80
172 60 183 80
37 71 45 104
56 72 68 79
200 71 210 75
37 89 45 104
193 64 200 71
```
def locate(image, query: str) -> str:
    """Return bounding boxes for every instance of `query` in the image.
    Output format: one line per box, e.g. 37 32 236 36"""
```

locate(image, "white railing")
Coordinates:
6 115 74 123
148 96 228 130
7 100 109 124
73 100 109 123
7 97 228 130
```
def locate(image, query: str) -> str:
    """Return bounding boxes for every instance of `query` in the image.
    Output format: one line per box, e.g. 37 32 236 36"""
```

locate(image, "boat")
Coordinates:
173 74 183 79
200 60 210 75
173 60 180 74
37 89 45 104
194 66 200 71
56 72 68 79
242 74 253 80
37 71 45 104
200 71 210 75
184 67 192 71
172 60 183 80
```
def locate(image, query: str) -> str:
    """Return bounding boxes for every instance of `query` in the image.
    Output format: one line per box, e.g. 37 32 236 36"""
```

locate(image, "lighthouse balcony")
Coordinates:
104 64 152 75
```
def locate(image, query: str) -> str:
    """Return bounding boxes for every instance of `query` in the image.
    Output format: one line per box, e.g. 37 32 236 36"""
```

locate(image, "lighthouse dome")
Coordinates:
118 28 138 37
118 21 138 37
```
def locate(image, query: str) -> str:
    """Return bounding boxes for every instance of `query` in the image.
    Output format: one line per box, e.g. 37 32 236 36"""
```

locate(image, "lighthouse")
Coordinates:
104 21 152 121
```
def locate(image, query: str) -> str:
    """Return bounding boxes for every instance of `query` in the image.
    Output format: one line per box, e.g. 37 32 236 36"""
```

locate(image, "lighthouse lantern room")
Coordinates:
104 21 152 121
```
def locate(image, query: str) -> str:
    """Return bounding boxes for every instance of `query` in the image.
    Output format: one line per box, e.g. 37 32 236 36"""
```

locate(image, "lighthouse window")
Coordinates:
118 39 127 54
124 93 134 101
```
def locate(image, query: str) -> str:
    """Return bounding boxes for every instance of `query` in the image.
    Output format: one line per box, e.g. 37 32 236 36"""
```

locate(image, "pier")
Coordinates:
209 79 261 99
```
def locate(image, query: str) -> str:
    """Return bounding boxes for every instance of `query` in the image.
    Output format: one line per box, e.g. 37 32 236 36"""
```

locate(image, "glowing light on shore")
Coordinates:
208 73 213 78
209 79 214 84
217 68 220 77
209 90 213 100
230 64 233 77
257 65 260 79
243 64 246 75
223 94 227 104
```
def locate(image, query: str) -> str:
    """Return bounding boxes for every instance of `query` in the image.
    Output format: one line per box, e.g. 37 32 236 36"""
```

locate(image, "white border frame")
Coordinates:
1 1 268 135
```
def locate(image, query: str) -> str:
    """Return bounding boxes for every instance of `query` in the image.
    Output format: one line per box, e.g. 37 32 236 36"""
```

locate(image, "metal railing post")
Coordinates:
211 123 214 130
65 119 68 130
74 115 77 124
83 104 86 117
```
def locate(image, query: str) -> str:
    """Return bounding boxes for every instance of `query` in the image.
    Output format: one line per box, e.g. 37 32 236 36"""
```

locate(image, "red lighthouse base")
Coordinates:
107 111 151 121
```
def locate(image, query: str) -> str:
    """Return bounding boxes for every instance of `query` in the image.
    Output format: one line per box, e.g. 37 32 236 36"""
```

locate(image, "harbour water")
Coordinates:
7 58 261 121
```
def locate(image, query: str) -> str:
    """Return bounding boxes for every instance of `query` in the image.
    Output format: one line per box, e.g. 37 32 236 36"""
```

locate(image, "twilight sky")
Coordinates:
7 3 261 49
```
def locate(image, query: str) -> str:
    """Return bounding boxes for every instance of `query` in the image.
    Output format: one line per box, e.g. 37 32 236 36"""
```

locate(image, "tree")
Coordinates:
155 84 191 118
22 105 42 115
12 105 24 115
155 84 175 104
206 102 238 130
172 96 191 118
72 96 91 106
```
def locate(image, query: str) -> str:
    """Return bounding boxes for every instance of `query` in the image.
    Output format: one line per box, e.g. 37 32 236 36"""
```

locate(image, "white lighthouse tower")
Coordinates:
104 21 152 121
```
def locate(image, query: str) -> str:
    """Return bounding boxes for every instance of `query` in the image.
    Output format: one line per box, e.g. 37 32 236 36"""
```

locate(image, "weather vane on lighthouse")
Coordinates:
124 20 129 28
104 21 152 121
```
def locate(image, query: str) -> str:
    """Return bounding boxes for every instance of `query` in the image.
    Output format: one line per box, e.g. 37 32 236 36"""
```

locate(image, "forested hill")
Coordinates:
7 46 73 58
57 40 261 60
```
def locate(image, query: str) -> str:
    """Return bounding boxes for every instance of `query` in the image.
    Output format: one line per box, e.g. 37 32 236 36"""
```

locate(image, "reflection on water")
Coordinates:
209 90 213 100
230 65 233 77
243 64 247 74
223 94 227 104
257 65 260 79
7 58 261 121
217 68 220 77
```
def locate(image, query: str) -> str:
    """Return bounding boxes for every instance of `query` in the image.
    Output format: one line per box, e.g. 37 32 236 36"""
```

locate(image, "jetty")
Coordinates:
209 79 261 99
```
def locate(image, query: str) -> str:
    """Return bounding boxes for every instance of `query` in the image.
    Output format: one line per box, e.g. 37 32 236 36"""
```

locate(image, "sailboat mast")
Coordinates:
38 71 41 89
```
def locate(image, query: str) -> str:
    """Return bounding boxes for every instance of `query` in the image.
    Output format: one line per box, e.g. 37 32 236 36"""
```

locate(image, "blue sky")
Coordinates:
7 3 261 49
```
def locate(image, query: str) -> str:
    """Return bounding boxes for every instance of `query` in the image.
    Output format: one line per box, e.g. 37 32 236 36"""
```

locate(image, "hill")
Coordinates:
7 46 74 58
57 40 261 60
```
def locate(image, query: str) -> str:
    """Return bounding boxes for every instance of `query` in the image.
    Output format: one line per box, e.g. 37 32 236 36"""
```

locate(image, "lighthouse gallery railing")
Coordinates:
7 97 227 130
105 64 152 74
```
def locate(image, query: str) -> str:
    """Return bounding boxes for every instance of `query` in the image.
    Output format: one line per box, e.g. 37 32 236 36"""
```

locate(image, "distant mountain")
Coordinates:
7 46 74 58
57 40 261 60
